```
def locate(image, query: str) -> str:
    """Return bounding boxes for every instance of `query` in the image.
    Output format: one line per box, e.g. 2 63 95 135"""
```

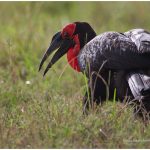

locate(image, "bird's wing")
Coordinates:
124 28 150 53
124 29 150 99
126 71 150 98
78 32 150 71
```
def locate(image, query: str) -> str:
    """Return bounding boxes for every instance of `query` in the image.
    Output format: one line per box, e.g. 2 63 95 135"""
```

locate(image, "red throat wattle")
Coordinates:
67 35 81 72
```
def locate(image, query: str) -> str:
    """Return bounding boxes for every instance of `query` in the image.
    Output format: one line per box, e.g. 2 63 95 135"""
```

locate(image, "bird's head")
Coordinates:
39 22 96 76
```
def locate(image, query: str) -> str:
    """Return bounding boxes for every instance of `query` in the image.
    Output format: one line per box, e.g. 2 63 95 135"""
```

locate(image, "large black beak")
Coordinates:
39 32 74 76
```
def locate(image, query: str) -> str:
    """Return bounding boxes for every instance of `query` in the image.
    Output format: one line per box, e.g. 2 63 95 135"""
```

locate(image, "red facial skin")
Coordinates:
62 24 81 72
67 35 81 72
62 23 76 39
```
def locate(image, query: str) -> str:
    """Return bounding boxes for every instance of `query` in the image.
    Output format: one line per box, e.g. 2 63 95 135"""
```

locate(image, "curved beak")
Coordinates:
39 32 74 76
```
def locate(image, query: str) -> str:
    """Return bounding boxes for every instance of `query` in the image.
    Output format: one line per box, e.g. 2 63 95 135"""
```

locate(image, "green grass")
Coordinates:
1 1 150 148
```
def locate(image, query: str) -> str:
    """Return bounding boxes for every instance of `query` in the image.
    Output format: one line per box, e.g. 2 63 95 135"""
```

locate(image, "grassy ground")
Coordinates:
1 1 150 148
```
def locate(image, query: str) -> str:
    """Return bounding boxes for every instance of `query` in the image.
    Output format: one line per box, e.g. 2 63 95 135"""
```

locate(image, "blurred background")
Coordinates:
0 2 150 148
1 1 150 95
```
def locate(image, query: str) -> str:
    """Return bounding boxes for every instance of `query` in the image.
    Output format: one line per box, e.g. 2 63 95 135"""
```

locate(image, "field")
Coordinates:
1 1 150 148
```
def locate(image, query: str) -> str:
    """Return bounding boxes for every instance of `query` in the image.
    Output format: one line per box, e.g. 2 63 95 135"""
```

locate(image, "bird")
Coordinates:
39 22 150 117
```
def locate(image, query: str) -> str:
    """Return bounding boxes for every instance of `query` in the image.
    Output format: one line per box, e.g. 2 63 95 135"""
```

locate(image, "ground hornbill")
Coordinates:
39 22 150 118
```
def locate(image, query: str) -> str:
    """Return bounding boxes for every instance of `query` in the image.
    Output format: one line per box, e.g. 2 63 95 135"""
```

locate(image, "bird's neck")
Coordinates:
67 24 96 72
75 22 96 48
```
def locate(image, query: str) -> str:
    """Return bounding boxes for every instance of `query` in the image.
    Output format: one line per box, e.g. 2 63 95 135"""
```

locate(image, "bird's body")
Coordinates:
39 22 150 118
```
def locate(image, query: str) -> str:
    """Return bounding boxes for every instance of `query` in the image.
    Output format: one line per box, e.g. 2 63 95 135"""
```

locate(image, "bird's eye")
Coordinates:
63 32 69 38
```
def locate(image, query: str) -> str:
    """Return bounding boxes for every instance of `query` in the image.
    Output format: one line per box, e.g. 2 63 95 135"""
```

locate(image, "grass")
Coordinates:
0 1 150 148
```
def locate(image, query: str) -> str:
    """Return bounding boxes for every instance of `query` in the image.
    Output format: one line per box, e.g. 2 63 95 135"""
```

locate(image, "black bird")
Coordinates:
39 22 150 116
